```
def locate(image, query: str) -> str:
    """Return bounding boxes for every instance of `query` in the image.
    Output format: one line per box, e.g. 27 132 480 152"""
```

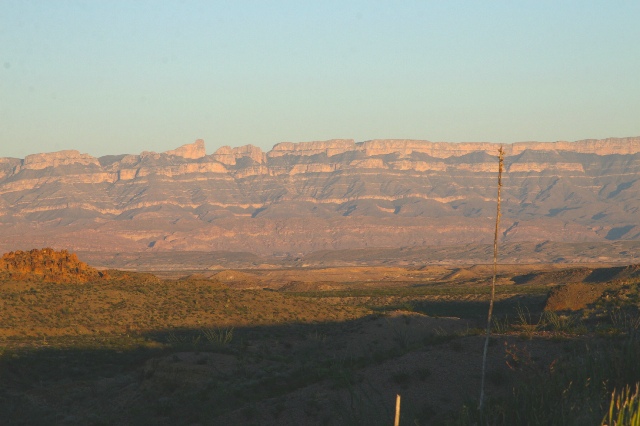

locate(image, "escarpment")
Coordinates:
1 137 639 259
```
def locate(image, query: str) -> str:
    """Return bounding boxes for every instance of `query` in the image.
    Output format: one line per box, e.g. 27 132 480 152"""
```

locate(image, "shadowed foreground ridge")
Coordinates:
1 249 639 424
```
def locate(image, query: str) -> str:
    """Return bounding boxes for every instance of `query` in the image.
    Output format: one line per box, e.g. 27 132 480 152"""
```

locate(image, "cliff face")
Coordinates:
1 137 639 259
163 139 207 159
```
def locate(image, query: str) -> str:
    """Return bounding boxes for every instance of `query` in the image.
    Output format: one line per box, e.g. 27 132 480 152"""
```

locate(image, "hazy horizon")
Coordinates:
2 1 639 158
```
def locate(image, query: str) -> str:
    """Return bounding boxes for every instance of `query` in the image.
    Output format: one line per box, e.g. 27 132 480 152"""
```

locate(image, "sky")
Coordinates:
1 1 639 158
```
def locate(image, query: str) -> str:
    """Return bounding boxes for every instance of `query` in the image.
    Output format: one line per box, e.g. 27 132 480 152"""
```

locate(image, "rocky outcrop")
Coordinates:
507 162 585 173
359 138 640 158
212 145 265 165
0 248 105 282
266 137 640 159
21 150 101 170
164 139 206 159
0 158 21 179
360 140 499 158
509 137 640 156
269 139 356 158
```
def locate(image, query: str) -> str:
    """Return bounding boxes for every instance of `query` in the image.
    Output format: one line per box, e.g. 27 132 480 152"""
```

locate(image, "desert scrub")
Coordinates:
201 327 234 346
610 308 640 337
541 311 575 332
450 336 640 425
491 315 510 334
603 383 640 426
289 284 550 299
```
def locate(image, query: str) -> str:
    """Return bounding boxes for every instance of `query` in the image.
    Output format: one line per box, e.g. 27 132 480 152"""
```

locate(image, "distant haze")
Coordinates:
1 1 639 158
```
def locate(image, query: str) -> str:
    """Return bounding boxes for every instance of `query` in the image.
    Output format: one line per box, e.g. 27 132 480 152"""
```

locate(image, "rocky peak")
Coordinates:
164 139 206 159
0 248 105 283
0 158 21 179
269 139 357 158
22 150 100 170
263 137 640 160
360 140 502 158
507 137 640 156
212 144 265 165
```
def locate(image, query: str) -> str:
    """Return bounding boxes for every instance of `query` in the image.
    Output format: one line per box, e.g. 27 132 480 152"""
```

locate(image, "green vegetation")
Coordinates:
289 283 551 299
450 336 640 426
445 285 640 426
604 384 640 426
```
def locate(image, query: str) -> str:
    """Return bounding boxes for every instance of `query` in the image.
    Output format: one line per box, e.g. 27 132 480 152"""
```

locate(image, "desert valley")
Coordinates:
4 1 639 423
0 138 639 425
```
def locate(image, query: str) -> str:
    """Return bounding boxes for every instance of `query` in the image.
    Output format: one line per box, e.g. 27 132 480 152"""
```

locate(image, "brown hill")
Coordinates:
542 263 640 311
544 283 606 311
0 248 105 283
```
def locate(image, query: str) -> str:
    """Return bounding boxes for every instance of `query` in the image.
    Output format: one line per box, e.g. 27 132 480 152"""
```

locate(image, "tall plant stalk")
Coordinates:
479 145 504 411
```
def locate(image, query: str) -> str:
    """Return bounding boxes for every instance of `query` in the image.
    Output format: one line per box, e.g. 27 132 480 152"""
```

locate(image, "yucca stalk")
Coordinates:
479 145 504 411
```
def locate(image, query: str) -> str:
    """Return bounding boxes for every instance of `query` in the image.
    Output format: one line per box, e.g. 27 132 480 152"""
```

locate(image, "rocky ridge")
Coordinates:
0 248 105 282
1 136 639 264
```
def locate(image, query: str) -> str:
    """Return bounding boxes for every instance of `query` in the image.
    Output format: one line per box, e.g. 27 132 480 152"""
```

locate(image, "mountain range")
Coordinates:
1 137 639 268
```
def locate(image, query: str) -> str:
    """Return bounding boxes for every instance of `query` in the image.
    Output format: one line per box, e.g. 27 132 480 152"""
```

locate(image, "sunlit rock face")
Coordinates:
163 139 207 159
0 248 104 282
0 137 639 257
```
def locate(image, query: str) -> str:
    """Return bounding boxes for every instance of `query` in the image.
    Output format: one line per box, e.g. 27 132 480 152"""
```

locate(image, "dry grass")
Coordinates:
0 277 369 340
1 265 638 425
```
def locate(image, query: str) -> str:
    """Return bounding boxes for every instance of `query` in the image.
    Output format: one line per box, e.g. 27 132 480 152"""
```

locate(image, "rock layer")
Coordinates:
1 137 639 261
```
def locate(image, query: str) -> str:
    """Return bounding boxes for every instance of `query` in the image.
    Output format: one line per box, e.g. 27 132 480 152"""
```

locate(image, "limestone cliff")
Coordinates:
269 139 357 158
212 145 265 165
0 136 639 260
163 139 206 159
21 150 101 170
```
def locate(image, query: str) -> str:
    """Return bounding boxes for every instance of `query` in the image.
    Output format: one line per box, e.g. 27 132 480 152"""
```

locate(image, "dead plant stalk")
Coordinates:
479 145 504 411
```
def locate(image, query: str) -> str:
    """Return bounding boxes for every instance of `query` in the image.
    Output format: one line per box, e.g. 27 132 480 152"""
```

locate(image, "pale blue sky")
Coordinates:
1 1 639 158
